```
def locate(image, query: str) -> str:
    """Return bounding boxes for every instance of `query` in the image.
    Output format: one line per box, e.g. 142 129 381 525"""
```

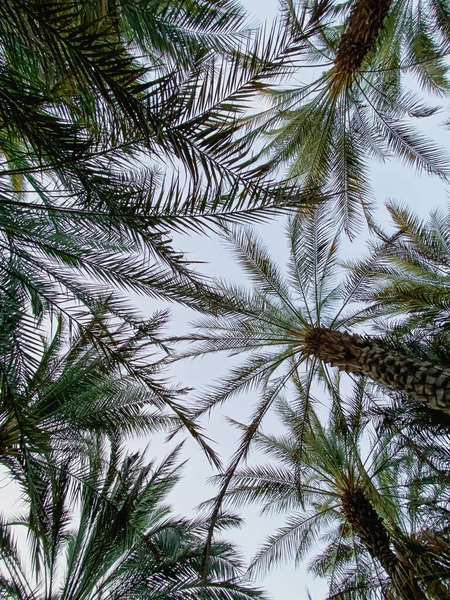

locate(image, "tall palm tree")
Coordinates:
210 381 450 599
175 207 450 570
179 207 450 424
317 0 450 96
344 201 450 480
0 439 266 600
245 0 450 234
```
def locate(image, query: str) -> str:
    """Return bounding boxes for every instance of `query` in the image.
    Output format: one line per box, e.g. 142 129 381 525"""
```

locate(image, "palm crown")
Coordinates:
0 301 201 539
212 380 450 598
180 206 450 424
245 0 450 234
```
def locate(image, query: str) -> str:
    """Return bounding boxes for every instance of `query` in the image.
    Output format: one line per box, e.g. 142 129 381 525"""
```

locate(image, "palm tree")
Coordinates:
0 301 204 529
178 207 450 427
0 438 266 600
177 207 450 574
322 0 450 95
245 0 450 234
342 201 450 494
211 380 450 599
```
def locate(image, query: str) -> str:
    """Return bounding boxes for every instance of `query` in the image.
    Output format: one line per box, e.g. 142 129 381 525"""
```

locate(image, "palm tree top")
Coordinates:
206 378 450 599
242 0 450 235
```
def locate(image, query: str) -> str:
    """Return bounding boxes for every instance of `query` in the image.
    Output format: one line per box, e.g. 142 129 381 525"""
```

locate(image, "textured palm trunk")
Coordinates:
302 327 450 414
331 0 392 92
342 488 427 600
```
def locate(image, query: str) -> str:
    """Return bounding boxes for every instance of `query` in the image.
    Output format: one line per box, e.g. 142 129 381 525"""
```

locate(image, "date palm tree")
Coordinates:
246 0 450 234
179 207 450 573
0 439 266 600
180 207 450 426
211 380 450 599
0 310 175 460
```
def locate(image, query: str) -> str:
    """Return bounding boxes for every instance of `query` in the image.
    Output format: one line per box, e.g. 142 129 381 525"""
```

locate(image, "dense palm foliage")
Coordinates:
0 304 181 528
0 439 265 600
0 0 325 357
0 0 234 310
3 0 450 598
0 0 323 468
173 206 450 588
244 0 450 234
178 206 450 417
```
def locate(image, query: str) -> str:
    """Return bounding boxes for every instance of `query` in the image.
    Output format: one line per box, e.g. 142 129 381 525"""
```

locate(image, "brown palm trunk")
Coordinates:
342 488 427 600
331 0 392 92
302 327 450 414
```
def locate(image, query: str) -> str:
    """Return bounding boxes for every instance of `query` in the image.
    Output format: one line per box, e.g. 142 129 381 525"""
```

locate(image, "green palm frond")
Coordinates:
118 0 253 67
174 206 363 422
0 294 225 535
346 201 450 328
0 0 330 354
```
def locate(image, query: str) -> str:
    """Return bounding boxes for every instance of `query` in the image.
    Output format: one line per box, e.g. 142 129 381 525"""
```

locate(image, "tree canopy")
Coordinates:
2 0 450 599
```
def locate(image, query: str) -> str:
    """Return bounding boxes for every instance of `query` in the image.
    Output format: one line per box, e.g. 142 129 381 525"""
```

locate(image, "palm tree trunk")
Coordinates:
331 0 392 92
342 488 427 600
302 327 450 414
